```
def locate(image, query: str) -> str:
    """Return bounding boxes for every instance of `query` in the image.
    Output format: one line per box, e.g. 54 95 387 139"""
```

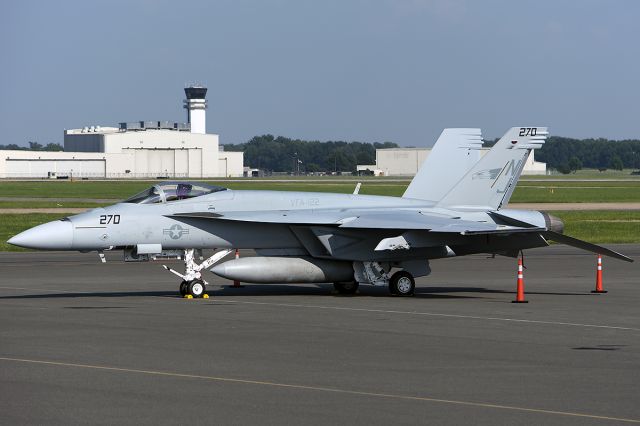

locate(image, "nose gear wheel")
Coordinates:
163 249 232 298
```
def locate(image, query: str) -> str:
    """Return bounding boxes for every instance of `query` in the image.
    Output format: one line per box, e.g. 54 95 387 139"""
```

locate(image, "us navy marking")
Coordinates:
163 224 190 239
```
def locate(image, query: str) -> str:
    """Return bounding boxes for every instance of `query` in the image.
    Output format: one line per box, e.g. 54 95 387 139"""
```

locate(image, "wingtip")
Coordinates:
542 231 634 263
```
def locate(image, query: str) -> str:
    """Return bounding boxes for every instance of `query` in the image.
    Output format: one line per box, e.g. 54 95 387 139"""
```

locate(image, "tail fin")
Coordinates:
403 128 483 201
436 127 548 210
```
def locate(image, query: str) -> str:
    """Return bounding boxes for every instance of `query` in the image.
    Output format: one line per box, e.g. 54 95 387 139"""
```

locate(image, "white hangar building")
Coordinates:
357 147 546 176
0 86 244 178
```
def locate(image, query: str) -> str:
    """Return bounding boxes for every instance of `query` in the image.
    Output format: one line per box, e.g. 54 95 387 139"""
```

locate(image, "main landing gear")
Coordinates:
164 249 232 298
389 271 416 296
354 261 417 297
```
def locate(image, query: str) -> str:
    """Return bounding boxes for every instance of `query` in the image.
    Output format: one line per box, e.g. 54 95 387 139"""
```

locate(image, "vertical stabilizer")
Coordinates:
402 128 483 201
435 127 548 210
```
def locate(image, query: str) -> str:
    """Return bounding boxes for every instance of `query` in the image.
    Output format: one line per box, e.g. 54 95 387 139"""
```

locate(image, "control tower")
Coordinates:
183 85 207 134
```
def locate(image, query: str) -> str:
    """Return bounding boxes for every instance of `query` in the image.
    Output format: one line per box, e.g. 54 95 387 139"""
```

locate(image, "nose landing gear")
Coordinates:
179 279 206 297
164 249 232 298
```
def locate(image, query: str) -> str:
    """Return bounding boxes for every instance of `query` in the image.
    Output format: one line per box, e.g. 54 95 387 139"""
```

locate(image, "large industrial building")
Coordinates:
357 147 547 176
0 86 243 178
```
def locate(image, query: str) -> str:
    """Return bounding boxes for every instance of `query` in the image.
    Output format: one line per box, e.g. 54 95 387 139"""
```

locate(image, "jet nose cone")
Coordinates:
8 219 73 250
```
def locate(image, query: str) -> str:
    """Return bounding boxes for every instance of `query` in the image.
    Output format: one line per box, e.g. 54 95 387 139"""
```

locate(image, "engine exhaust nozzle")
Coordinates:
541 212 564 234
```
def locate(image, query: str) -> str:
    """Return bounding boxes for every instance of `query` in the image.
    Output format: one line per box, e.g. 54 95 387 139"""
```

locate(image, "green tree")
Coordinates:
610 155 624 171
223 135 398 172
537 137 640 170
28 141 43 150
43 143 63 151
0 144 22 150
568 156 582 173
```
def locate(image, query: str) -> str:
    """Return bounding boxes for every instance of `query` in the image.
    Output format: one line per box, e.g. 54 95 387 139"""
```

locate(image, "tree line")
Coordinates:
223 135 640 174
223 135 397 173
414 136 639 174
536 137 640 173
0 141 63 151
5 136 640 174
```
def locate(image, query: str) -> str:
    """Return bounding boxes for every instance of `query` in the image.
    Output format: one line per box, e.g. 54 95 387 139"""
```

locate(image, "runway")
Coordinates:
0 245 639 425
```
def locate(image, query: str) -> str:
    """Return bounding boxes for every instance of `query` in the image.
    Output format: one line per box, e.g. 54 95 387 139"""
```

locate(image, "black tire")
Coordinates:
188 279 206 298
389 271 415 296
333 281 359 295
179 281 188 296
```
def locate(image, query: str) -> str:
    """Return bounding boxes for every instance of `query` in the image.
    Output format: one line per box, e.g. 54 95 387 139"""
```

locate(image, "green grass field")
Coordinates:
547 210 640 244
1 179 640 203
510 186 640 203
0 181 152 199
522 169 640 180
0 201 109 209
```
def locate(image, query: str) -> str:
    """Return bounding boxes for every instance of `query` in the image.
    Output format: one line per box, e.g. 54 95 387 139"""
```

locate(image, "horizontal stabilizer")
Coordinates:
542 231 634 262
461 226 546 236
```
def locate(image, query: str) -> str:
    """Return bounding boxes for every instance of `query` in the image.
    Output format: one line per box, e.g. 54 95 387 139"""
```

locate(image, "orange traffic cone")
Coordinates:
230 249 244 288
591 254 607 294
512 257 528 303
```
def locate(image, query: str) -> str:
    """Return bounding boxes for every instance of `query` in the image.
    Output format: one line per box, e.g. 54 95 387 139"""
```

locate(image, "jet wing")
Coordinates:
170 209 632 263
170 210 539 234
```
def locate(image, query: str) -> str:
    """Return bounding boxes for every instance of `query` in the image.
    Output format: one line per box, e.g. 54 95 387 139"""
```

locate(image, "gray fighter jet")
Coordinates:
8 127 632 298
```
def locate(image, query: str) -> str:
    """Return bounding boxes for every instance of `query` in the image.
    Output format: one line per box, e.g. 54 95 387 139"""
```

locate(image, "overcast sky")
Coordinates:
2 0 638 147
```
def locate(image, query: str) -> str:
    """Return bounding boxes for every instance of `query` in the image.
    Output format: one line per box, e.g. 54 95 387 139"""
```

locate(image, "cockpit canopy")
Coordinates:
124 182 227 204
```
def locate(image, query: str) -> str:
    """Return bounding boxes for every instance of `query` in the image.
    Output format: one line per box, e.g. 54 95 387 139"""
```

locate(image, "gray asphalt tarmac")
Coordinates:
1 245 639 425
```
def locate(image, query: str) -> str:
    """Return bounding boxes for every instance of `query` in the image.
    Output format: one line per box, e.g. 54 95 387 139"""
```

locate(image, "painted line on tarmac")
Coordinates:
0 356 638 424
217 299 640 331
0 285 638 331
0 285 99 294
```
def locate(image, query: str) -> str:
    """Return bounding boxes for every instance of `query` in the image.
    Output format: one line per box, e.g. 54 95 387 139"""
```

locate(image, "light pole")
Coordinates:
293 152 297 176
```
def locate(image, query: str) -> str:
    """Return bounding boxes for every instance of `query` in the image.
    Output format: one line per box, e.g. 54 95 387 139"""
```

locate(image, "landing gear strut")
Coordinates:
353 261 418 297
164 249 232 298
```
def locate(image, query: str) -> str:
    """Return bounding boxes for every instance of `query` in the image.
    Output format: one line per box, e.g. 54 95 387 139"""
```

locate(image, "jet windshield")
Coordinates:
124 182 227 204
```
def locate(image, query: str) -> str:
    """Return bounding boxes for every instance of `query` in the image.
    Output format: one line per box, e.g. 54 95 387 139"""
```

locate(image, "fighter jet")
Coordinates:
8 127 632 298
